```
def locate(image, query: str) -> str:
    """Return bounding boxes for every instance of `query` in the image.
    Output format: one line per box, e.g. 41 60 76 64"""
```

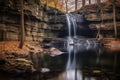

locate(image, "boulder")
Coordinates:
41 68 50 73
50 47 64 57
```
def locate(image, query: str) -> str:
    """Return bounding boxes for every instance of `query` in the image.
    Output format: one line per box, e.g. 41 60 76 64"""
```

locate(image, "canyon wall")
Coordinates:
0 0 64 44
78 3 120 38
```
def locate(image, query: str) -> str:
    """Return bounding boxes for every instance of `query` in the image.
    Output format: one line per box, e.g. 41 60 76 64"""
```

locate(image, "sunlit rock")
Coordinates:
50 47 64 57
104 40 120 51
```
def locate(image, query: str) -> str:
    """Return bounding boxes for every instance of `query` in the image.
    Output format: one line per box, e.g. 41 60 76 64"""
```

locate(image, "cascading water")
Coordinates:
66 14 79 44
66 14 77 70
62 13 99 80
66 13 83 70
65 13 83 80
48 13 100 79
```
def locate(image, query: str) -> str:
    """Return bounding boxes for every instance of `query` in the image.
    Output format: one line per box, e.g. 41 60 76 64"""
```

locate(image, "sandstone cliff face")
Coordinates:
0 0 64 43
78 3 120 37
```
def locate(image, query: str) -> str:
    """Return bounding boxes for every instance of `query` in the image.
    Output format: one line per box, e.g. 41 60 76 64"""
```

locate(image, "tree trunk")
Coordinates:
89 0 91 4
19 0 24 49
65 0 68 13
45 0 48 10
82 0 85 6
75 0 77 11
113 0 117 38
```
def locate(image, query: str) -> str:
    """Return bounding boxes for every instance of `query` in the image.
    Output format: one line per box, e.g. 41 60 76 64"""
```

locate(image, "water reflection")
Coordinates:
64 39 99 52
52 40 99 80
1 40 120 80
52 70 82 80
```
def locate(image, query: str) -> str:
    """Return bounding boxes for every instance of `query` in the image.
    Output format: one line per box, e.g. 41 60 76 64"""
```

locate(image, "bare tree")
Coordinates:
96 0 104 39
75 0 77 11
89 0 91 4
112 0 117 38
65 0 68 13
82 0 85 6
19 0 25 49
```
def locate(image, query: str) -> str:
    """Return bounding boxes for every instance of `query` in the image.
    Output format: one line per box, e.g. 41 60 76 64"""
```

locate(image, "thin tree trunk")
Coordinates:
75 0 77 11
113 1 117 38
19 0 24 49
96 0 104 39
45 0 48 10
82 0 85 6
89 0 91 4
65 0 68 13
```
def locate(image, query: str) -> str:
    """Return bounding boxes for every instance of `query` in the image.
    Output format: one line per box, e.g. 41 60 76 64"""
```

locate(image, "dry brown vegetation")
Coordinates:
0 41 43 55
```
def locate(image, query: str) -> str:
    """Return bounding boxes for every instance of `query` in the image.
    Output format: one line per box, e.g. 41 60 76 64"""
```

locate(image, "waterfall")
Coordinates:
66 14 77 70
66 14 72 38
65 13 82 80
66 14 83 44
66 13 83 70
52 13 99 80
66 14 78 41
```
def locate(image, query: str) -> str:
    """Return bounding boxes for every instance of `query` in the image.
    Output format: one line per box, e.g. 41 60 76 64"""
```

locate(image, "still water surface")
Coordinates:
0 43 120 80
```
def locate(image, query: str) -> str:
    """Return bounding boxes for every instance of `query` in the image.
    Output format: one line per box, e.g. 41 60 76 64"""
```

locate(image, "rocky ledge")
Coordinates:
0 41 64 74
0 41 43 74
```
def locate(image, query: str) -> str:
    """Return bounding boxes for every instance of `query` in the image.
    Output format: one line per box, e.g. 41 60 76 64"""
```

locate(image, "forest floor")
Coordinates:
0 41 43 55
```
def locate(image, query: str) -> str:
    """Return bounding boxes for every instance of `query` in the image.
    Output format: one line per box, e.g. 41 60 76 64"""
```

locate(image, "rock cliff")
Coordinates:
0 0 65 44
0 0 64 74
78 2 120 37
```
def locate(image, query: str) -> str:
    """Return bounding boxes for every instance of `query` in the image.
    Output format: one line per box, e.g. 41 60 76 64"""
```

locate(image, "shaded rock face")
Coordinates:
0 41 45 74
0 0 65 43
78 3 120 38
0 58 35 74
0 51 35 74
0 0 65 74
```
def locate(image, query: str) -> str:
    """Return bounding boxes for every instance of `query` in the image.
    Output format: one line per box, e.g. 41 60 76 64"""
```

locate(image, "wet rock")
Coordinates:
41 68 50 73
43 43 53 48
50 47 64 57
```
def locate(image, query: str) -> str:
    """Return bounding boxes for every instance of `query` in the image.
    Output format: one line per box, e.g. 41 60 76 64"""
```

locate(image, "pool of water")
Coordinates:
0 42 120 80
